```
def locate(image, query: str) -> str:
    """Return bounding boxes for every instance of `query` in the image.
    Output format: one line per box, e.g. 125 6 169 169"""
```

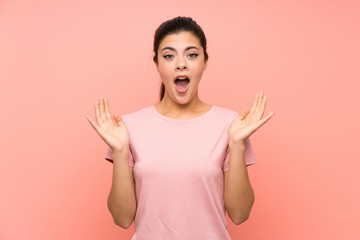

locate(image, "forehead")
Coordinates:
159 31 201 50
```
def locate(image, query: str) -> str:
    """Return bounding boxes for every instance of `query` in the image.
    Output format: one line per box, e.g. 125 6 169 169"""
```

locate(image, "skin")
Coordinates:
154 31 212 119
86 98 135 228
224 91 274 224
86 30 275 227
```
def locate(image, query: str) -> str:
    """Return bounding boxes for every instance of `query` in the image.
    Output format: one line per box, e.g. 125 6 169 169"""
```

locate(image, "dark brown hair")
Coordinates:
153 16 209 101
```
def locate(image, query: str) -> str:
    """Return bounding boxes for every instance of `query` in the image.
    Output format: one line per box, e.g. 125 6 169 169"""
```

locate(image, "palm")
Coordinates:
99 116 130 151
86 97 130 152
228 91 275 143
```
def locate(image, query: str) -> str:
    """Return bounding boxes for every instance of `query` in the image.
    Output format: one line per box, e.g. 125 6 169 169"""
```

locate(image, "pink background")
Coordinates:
1 0 359 239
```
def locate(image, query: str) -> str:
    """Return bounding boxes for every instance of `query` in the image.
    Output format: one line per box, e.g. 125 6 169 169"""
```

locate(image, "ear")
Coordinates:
154 60 159 72
153 53 159 69
204 59 208 71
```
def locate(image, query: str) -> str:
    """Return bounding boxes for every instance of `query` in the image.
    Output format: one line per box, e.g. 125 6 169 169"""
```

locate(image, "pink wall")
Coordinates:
1 0 359 239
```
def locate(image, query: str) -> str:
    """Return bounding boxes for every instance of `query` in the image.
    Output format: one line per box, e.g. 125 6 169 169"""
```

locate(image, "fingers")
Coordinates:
249 92 258 114
104 98 112 121
257 94 267 119
94 99 101 125
94 97 113 127
249 91 273 124
257 112 275 128
254 91 264 116
99 97 107 122
250 91 263 114
86 115 100 132
256 91 263 112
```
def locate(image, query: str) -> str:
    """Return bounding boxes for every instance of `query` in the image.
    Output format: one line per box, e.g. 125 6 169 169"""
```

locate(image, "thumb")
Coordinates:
239 108 250 120
113 113 123 124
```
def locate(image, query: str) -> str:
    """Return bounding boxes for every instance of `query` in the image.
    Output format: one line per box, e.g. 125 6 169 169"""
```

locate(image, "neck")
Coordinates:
163 92 204 108
156 91 207 116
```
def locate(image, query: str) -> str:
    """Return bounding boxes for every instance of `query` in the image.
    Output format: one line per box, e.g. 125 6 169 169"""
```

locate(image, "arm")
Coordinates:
225 91 274 224
107 147 137 229
86 97 136 228
223 140 254 225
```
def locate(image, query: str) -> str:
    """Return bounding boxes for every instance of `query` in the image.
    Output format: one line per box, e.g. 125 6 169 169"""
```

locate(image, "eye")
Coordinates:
188 53 199 58
163 54 173 59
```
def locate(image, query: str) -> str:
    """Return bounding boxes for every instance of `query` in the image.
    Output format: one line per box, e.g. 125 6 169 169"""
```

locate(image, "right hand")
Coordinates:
86 97 130 153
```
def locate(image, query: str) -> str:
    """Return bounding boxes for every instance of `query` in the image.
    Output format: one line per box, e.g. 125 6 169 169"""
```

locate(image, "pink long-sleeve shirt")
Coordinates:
105 105 256 240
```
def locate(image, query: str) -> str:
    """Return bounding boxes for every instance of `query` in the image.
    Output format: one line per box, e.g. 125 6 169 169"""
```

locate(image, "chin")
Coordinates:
174 96 193 105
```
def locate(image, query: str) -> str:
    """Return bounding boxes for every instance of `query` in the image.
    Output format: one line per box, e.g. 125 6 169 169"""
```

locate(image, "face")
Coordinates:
156 31 207 105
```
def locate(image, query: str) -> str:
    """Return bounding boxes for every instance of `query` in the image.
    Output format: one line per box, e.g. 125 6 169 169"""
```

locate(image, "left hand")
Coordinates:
228 91 275 144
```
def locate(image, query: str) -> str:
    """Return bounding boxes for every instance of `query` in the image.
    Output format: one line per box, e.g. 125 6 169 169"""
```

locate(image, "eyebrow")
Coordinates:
160 46 200 52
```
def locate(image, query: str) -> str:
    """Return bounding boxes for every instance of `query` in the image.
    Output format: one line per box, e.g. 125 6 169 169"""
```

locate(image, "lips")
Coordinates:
174 75 190 82
174 75 190 93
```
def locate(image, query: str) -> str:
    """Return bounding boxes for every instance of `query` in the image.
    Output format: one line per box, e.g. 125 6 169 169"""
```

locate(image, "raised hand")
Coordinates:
86 97 130 152
228 91 275 144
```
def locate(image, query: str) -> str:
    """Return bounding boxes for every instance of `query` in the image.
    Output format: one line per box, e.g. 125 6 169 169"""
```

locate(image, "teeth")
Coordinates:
177 77 187 80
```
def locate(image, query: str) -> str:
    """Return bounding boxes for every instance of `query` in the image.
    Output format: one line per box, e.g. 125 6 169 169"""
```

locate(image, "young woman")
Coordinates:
86 16 274 240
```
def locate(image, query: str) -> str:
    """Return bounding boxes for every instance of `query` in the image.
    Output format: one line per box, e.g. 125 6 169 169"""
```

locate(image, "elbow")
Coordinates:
233 213 250 225
107 201 135 229
228 209 252 225
229 196 255 225
108 208 135 229
113 218 133 229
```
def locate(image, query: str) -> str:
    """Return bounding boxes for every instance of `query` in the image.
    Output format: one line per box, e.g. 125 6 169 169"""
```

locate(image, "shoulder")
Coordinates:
120 105 153 124
213 105 239 121
206 105 239 128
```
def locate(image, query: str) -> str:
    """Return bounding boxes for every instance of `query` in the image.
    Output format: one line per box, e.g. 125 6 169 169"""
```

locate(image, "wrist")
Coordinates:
229 138 246 150
111 145 129 158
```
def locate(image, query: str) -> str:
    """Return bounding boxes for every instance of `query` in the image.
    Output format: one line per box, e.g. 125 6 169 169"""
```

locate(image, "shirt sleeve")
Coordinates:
104 146 135 167
223 137 256 172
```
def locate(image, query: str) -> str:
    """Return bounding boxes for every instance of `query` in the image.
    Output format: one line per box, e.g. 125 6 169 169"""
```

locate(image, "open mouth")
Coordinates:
174 77 190 92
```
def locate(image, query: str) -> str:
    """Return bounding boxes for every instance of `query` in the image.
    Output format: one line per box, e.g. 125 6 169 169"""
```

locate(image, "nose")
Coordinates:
176 57 187 71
